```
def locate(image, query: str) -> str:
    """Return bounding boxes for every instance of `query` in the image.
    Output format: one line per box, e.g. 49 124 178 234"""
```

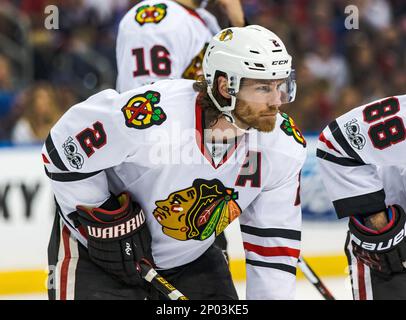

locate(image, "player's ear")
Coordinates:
217 76 231 99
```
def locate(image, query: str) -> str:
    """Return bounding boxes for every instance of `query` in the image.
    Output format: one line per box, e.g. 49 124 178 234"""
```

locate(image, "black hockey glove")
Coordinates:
69 192 154 286
349 205 406 277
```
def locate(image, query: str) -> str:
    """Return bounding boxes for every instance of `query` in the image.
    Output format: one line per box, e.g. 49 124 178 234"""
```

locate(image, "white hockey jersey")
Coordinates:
42 79 306 299
317 94 406 218
116 0 218 92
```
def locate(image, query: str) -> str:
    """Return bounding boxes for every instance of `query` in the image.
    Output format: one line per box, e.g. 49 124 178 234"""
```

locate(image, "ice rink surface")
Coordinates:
0 276 352 300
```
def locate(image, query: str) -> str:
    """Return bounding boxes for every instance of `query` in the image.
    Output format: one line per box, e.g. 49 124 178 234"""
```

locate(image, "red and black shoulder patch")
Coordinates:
122 91 166 129
280 113 306 147
135 3 168 26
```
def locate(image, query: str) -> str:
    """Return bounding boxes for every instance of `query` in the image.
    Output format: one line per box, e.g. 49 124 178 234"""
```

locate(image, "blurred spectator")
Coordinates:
333 86 363 119
0 54 18 141
391 70 406 95
11 83 63 144
303 1 350 100
83 0 129 24
281 56 333 132
359 0 393 31
304 40 350 100
262 0 404 127
0 54 15 109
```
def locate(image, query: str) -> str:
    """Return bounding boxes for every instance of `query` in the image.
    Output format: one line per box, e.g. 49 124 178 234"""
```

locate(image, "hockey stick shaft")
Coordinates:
139 263 189 300
142 255 332 300
298 256 335 300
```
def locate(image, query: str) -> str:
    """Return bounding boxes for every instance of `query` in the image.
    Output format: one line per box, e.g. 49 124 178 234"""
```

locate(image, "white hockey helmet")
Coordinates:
203 25 296 119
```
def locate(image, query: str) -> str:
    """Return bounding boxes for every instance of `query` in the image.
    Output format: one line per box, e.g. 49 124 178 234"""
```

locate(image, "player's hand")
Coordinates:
215 0 245 27
349 205 406 277
70 192 154 286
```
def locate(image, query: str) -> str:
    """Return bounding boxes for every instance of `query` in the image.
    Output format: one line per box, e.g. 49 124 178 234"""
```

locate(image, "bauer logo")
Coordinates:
351 228 406 251
87 211 145 239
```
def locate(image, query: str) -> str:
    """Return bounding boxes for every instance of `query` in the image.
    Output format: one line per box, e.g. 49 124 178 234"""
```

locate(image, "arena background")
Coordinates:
0 0 404 299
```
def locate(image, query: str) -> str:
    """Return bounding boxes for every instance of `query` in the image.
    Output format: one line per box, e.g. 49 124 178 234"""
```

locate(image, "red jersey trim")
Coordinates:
243 242 300 258
319 132 342 154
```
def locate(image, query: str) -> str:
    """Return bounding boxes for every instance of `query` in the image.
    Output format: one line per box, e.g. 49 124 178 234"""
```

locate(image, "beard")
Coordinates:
233 101 278 132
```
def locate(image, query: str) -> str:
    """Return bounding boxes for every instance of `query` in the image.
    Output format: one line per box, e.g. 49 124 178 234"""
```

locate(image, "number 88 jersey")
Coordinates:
317 94 406 219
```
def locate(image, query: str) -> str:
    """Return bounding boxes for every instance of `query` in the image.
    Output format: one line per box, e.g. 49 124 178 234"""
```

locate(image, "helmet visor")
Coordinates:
235 70 296 105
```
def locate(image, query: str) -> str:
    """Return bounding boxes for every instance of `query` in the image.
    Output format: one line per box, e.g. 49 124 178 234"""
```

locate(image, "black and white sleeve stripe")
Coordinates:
327 120 366 164
316 121 367 167
45 134 69 171
44 167 103 182
316 149 365 167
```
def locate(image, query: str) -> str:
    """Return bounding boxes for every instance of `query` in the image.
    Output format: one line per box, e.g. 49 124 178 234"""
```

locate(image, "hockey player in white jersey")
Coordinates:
116 0 246 92
317 95 406 299
44 25 305 300
116 0 246 263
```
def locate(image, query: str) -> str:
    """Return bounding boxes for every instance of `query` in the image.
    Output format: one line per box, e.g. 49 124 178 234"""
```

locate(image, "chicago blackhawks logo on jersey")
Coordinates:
280 113 306 147
122 91 166 129
182 45 207 80
135 3 168 26
153 179 241 241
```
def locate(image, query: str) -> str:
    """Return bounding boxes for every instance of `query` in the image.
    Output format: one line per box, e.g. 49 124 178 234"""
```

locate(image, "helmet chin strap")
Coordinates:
223 111 254 134
207 86 254 134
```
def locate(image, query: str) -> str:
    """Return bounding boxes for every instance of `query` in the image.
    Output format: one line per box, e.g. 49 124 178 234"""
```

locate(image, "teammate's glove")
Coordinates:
70 192 154 286
349 205 406 276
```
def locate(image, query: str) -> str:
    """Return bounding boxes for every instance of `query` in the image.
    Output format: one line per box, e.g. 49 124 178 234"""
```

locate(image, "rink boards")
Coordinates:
0 136 348 295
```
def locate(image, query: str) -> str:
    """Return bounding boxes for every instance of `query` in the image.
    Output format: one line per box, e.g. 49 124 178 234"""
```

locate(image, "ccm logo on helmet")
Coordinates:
272 60 288 65
351 226 406 251
87 211 145 239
